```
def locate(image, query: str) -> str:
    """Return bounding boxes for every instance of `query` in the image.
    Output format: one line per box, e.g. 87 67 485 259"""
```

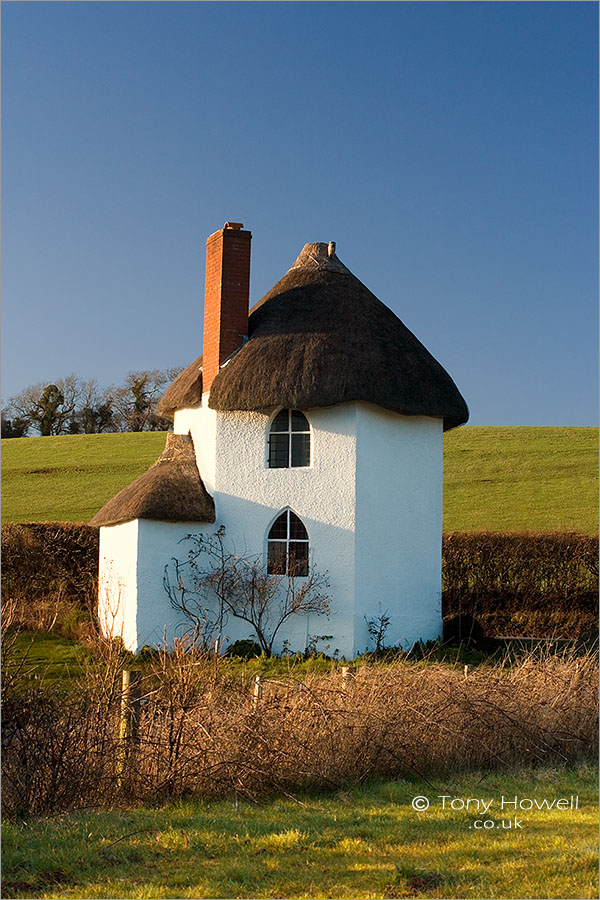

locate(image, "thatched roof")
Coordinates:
207 242 468 430
90 433 215 527
156 355 203 418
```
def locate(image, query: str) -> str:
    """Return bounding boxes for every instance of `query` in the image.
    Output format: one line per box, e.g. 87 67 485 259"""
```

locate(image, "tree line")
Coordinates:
1 368 181 437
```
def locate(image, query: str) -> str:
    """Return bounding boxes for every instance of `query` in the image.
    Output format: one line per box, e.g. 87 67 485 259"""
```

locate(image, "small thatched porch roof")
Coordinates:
90 433 215 527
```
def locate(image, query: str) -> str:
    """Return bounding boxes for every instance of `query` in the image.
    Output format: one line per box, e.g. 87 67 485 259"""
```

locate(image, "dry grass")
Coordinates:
2 638 597 818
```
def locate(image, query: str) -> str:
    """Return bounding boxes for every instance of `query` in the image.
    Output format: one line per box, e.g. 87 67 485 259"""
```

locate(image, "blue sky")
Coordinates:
2 1 597 426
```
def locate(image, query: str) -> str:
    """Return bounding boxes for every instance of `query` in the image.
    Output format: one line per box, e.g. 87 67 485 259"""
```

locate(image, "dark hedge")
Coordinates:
2 526 597 639
2 522 99 608
442 532 598 637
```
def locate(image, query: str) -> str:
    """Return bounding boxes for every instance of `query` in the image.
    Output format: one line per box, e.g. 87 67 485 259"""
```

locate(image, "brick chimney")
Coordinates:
202 222 252 393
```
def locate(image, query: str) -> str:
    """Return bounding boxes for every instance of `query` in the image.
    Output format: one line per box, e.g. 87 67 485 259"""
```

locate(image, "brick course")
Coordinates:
203 224 252 392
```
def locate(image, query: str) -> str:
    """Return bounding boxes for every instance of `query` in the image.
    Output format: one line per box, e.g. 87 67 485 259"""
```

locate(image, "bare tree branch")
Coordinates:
163 527 330 656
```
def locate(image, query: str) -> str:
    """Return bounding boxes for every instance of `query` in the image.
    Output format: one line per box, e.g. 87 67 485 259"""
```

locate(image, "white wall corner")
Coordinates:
98 519 140 652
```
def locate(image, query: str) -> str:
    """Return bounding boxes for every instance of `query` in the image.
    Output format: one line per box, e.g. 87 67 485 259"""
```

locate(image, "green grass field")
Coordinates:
2 767 597 899
1 432 166 524
1 427 598 532
4 632 93 692
443 426 598 533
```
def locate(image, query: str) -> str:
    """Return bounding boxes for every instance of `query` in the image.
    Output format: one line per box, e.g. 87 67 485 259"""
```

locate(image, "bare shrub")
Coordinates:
163 528 330 655
4 643 596 818
1 643 123 817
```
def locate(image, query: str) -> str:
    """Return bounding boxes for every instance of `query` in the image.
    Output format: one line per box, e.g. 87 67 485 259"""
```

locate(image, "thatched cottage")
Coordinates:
92 222 468 656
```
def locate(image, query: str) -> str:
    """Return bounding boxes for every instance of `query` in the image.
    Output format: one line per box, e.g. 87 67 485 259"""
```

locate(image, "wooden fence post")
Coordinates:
252 674 263 709
341 666 355 689
117 669 142 788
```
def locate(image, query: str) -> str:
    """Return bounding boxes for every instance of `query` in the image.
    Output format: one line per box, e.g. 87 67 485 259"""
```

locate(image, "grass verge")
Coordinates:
2 766 597 899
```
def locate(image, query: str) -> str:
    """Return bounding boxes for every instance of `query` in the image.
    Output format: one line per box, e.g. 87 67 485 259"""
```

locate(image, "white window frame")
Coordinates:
266 508 310 576
267 408 311 469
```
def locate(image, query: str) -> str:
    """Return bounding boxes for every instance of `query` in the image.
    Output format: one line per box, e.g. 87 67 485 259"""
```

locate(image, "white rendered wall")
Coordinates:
210 403 358 657
99 519 219 652
165 398 444 657
354 405 443 651
98 520 140 652
135 519 217 650
174 404 217 495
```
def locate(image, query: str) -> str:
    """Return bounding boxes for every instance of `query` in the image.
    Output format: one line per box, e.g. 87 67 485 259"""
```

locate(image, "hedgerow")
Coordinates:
1 525 598 638
442 532 598 637
2 640 597 817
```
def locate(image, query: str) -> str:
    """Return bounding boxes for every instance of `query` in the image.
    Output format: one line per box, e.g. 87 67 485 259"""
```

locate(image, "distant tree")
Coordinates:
5 376 80 436
3 367 182 436
68 379 114 434
108 368 180 432
1 413 29 438
38 384 65 435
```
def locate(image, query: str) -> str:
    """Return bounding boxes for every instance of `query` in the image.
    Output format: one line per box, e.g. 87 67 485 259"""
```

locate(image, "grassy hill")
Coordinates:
1 426 598 532
1 432 166 525
443 426 598 533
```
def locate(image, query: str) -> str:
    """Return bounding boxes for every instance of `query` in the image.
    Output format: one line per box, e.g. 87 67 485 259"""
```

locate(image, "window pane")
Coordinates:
289 541 309 577
291 433 310 467
291 410 309 432
268 511 288 540
269 433 289 468
271 409 290 432
267 541 287 575
289 511 308 540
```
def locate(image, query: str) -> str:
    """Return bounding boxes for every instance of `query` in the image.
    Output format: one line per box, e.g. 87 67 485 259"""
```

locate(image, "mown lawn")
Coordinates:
1 426 599 532
2 767 597 899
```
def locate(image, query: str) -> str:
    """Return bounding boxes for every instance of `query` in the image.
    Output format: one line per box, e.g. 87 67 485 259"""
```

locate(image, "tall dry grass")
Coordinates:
2 640 597 818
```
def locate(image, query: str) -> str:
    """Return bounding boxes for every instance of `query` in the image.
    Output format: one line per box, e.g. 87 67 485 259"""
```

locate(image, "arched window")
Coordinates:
268 409 310 468
267 509 309 576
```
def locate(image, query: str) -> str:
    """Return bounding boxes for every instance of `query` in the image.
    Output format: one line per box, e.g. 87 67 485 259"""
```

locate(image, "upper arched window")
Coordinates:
268 409 310 468
267 509 309 576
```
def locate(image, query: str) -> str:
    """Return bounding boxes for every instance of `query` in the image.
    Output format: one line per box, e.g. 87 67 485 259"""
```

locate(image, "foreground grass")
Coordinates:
2 426 598 532
2 767 597 899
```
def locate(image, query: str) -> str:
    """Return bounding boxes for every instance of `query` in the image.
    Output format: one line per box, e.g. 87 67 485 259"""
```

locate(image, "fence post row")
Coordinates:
252 674 263 708
117 668 142 787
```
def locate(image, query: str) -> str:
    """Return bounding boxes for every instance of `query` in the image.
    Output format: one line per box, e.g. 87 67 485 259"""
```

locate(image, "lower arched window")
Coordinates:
267 509 309 576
